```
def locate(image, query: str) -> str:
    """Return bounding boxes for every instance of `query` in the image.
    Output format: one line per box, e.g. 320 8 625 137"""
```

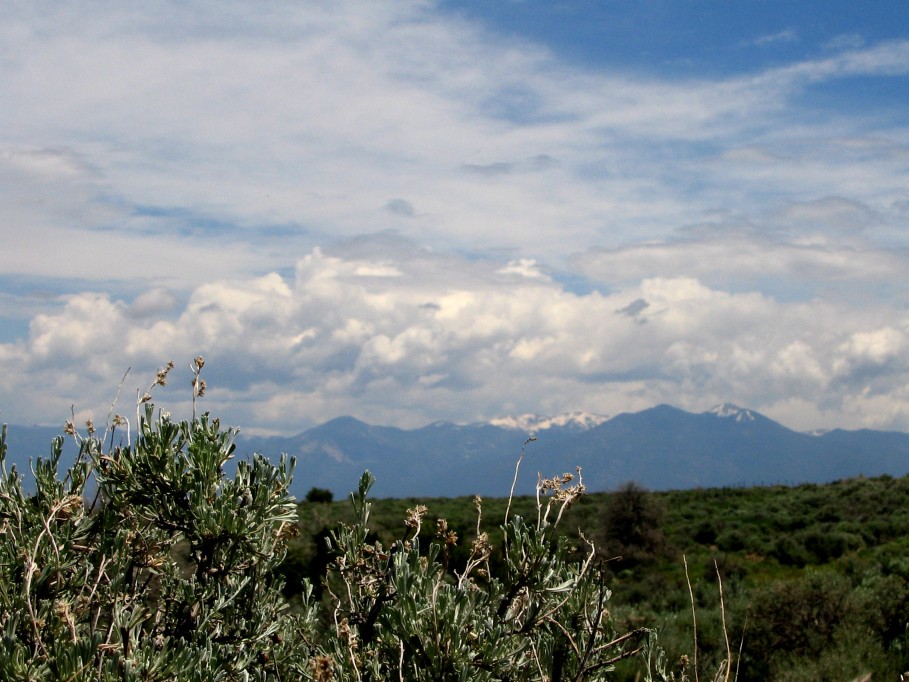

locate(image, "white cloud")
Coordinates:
575 234 906 298
772 196 882 234
3 3 907 276
497 258 550 280
2 246 909 434
2 3 909 435
128 288 180 318
833 327 909 385
750 29 798 47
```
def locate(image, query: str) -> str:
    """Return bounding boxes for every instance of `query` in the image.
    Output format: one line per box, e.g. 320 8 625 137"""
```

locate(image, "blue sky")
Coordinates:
2 1 909 435
452 1 907 68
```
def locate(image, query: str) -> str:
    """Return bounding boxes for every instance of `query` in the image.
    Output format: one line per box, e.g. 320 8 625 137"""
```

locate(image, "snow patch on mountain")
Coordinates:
707 403 756 423
489 412 610 432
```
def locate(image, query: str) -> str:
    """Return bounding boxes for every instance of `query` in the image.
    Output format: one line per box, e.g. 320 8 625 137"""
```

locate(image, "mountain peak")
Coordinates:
707 403 756 423
488 412 609 432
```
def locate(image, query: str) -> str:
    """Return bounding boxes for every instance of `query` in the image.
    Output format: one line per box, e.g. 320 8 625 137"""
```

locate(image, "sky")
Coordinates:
2 1 909 436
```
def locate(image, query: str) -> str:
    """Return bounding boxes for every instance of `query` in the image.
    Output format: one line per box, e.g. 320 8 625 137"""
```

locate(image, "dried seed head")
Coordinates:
154 362 174 386
404 504 428 529
309 655 334 682
58 495 84 520
53 599 72 621
436 518 458 545
337 618 357 650
471 532 492 559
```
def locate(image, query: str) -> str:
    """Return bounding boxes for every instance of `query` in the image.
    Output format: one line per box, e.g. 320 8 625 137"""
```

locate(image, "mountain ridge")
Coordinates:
4 404 909 499
240 403 909 497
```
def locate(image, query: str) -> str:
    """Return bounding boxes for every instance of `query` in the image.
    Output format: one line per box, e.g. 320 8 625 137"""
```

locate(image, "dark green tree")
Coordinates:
305 487 334 504
602 481 665 566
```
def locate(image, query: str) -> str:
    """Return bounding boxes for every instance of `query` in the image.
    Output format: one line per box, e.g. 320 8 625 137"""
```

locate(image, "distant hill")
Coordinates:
4 404 909 499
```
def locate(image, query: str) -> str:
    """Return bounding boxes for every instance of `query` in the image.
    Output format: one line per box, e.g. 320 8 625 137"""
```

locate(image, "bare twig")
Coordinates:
23 554 50 660
715 560 732 682
735 612 748 682
530 639 547 681
505 436 535 525
88 555 111 632
101 367 131 448
684 555 699 682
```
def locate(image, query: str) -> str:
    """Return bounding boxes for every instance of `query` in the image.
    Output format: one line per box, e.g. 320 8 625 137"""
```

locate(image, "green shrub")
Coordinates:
314 470 668 680
0 400 310 678
739 571 851 679
0 361 687 681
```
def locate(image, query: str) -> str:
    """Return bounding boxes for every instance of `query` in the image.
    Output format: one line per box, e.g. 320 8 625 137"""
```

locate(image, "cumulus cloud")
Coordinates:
2 245 909 434
128 288 180 318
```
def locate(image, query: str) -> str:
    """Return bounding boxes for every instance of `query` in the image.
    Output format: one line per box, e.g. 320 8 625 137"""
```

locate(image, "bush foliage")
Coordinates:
0 362 687 681
0 402 302 679
291 458 909 679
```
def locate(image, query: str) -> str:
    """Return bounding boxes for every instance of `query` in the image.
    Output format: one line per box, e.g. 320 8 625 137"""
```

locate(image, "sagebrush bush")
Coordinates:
0 361 691 681
0 362 308 680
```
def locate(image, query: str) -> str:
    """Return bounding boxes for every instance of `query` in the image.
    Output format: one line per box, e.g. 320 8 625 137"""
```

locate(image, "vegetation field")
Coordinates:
286 475 909 680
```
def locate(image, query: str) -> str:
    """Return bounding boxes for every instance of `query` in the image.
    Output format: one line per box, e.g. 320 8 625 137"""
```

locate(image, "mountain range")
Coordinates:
4 403 909 499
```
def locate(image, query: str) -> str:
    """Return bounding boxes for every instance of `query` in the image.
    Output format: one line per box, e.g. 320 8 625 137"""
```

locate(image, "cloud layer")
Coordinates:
1 2 908 434
3 240 909 434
